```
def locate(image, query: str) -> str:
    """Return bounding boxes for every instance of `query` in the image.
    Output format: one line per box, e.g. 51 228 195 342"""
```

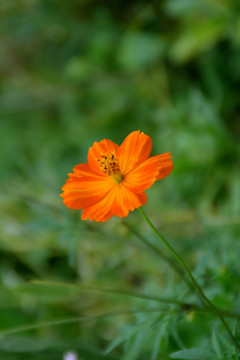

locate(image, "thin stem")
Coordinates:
30 279 194 309
3 304 240 337
122 221 196 294
0 308 176 336
138 207 240 351
30 280 240 320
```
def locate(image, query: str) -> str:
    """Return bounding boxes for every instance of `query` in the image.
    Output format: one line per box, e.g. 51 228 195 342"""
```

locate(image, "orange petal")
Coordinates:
123 153 173 193
112 185 147 218
88 139 119 175
118 131 152 174
156 153 174 180
60 164 114 209
81 184 147 222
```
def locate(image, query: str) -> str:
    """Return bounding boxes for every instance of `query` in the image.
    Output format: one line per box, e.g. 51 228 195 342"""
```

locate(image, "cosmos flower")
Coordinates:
60 130 173 222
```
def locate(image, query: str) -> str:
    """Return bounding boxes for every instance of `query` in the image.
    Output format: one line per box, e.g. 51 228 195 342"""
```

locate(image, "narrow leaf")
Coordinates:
170 348 217 360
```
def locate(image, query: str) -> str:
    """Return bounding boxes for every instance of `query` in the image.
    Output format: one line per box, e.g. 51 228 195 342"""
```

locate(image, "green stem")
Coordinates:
30 280 240 320
138 207 240 351
122 221 194 290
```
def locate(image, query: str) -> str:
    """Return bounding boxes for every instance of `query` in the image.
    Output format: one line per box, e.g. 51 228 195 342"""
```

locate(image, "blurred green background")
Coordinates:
0 0 240 359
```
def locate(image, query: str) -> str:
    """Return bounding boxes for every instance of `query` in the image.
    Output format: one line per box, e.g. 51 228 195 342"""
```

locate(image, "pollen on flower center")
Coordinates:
98 154 124 183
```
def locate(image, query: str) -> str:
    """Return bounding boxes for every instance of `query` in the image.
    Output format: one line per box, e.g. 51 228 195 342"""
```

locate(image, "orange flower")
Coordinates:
60 131 173 222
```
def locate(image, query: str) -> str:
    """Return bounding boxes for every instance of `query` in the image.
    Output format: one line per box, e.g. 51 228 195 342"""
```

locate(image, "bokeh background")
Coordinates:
0 0 240 359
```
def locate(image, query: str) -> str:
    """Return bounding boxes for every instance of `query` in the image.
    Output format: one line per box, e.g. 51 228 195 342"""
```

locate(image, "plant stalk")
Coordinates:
138 207 240 351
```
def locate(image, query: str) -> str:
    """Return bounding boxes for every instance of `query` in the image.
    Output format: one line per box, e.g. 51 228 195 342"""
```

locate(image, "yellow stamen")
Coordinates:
98 154 124 183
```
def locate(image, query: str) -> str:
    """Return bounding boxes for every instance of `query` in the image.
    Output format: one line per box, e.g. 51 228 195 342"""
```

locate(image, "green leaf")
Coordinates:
212 326 235 357
104 324 147 355
170 348 217 360
122 328 150 360
212 327 223 358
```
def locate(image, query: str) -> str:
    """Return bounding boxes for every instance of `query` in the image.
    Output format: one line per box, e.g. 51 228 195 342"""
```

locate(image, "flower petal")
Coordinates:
118 131 152 174
113 185 147 218
156 153 174 180
81 184 147 222
88 139 119 175
123 153 173 193
60 164 114 209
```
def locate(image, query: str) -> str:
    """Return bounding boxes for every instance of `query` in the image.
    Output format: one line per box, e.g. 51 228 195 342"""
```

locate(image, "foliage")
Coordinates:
0 0 240 359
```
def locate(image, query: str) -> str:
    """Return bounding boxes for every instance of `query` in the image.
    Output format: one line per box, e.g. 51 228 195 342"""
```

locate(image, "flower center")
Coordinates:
98 154 124 184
